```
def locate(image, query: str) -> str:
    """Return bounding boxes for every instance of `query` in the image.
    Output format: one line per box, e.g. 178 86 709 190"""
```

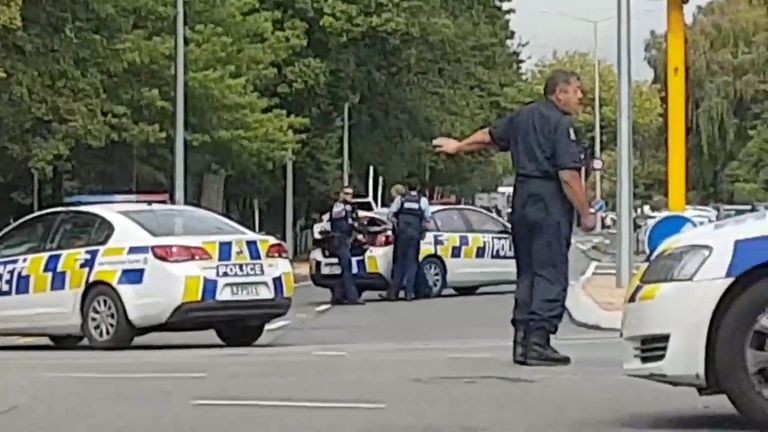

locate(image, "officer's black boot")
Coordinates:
513 327 527 365
525 330 571 367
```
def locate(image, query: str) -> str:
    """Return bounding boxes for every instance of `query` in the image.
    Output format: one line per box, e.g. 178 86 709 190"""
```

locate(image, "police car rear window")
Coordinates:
120 209 247 237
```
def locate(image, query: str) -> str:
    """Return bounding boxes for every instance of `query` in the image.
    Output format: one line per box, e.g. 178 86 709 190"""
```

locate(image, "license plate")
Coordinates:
216 262 264 278
321 262 341 275
218 283 273 300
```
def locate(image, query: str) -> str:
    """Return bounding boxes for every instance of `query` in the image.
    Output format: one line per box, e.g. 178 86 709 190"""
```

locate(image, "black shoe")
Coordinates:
345 299 365 305
513 328 527 365
525 331 571 367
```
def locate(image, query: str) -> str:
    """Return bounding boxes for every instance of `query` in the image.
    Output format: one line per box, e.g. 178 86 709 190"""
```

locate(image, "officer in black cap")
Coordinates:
329 185 364 305
386 182 431 301
432 69 596 366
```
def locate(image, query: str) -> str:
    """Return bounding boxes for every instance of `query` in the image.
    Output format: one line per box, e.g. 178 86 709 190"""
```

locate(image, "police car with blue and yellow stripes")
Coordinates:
622 210 768 425
310 204 517 297
0 194 294 349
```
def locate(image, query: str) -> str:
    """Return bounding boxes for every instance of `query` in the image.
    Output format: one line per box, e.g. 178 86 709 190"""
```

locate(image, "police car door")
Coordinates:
0 212 62 328
460 208 516 284
427 209 479 286
45 211 114 321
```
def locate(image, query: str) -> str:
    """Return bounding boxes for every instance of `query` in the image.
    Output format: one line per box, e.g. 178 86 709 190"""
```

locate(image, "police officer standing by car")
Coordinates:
329 185 365 305
386 183 431 301
432 70 596 367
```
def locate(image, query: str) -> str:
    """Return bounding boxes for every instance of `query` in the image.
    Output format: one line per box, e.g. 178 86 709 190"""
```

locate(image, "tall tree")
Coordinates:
646 0 768 202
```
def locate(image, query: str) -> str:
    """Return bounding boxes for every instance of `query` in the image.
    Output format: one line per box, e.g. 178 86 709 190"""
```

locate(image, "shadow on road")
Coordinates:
618 412 757 431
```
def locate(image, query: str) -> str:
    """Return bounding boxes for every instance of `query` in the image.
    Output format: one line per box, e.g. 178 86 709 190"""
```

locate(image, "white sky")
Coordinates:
507 0 712 80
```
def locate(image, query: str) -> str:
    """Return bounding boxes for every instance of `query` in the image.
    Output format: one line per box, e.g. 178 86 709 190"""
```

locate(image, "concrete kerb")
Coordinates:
565 261 623 331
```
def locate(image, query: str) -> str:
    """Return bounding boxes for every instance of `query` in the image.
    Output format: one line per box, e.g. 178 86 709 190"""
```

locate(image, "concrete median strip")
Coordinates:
190 399 386 410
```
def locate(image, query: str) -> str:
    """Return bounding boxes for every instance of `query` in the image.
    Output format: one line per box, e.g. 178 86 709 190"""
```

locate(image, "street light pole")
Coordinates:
593 21 603 232
173 0 185 205
616 0 634 289
342 102 349 186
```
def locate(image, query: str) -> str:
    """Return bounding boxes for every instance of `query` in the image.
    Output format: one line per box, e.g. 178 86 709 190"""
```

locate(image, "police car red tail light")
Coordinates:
151 245 212 263
266 242 289 259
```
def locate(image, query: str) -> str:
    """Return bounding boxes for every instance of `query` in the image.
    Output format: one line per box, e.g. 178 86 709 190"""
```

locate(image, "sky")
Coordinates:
507 0 713 81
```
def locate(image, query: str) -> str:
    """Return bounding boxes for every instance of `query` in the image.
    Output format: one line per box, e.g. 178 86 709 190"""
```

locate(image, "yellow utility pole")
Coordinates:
667 0 687 211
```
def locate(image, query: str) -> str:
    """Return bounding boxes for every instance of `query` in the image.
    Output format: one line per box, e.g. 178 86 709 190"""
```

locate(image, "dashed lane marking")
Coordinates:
45 372 207 379
312 351 348 357
190 399 386 410
314 304 332 313
264 320 291 331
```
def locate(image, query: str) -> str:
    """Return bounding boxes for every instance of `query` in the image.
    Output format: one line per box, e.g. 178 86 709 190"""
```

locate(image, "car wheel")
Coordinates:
215 323 265 347
453 287 479 296
714 277 768 426
49 336 83 348
422 257 446 297
81 285 135 349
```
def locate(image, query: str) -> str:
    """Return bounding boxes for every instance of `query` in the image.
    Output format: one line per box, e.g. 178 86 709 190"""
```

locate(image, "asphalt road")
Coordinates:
0 248 755 432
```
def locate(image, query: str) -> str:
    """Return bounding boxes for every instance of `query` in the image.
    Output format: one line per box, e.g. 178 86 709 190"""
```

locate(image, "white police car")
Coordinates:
309 205 517 296
0 194 294 349
622 210 768 425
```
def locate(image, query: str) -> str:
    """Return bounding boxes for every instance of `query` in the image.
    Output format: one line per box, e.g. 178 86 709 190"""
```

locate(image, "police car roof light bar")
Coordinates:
62 193 171 205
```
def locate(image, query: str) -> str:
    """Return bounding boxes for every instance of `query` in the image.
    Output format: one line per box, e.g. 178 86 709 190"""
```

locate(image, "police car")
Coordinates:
622 210 768 425
0 194 294 349
309 205 516 296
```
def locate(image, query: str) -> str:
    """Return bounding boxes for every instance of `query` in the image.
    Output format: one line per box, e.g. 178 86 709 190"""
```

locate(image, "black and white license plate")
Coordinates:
219 283 272 300
216 262 264 278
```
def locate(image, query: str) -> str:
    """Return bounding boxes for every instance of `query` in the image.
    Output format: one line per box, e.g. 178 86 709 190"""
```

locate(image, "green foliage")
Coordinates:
646 0 768 202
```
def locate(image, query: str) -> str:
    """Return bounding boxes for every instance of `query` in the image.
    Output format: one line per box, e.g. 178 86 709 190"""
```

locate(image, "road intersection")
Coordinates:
0 248 753 432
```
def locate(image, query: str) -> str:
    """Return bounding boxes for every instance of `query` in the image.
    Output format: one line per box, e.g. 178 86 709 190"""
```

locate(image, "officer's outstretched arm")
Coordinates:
433 128 494 155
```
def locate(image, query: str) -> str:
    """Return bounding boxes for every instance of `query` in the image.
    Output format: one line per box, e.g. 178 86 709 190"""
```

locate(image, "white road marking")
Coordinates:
17 337 45 344
190 399 386 410
295 313 308 318
314 304 332 313
312 351 348 356
45 372 207 379
264 320 291 331
445 354 492 359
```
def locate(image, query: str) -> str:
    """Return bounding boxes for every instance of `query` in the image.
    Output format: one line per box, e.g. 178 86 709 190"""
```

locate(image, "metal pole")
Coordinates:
32 170 39 212
593 21 603 232
667 0 687 212
342 102 349 186
173 0 185 205
285 151 294 259
616 0 634 288
377 175 383 208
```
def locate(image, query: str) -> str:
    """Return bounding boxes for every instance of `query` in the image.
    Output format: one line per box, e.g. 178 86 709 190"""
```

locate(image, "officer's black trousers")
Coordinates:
511 216 572 334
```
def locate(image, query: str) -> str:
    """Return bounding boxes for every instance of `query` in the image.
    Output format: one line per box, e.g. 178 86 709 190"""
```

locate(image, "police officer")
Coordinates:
432 70 596 367
329 186 364 305
386 183 431 301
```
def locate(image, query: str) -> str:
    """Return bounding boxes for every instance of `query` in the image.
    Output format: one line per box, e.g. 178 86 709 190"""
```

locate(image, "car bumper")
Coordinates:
621 277 732 387
310 271 391 291
157 298 292 331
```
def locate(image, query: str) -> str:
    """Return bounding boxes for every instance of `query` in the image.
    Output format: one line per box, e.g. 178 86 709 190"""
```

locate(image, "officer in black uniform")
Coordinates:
329 186 364 305
432 70 596 367
386 183 431 301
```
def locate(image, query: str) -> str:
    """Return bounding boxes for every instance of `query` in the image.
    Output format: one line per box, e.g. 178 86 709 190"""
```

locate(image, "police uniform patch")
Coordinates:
568 127 576 141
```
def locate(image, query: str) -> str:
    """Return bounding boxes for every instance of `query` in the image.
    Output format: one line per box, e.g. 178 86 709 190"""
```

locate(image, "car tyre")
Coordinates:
453 287 479 296
215 323 265 347
421 257 446 297
713 277 768 427
49 336 83 348
81 285 135 349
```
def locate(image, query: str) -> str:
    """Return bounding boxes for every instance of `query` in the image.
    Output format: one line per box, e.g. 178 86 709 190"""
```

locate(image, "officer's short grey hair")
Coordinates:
543 69 581 97
390 184 406 197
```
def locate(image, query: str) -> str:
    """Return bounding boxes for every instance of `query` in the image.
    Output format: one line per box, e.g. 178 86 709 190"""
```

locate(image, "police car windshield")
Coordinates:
120 208 247 237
